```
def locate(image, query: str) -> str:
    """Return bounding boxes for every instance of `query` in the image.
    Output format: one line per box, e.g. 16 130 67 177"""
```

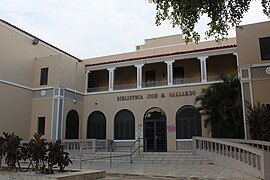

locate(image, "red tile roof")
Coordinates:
0 19 81 62
85 44 237 67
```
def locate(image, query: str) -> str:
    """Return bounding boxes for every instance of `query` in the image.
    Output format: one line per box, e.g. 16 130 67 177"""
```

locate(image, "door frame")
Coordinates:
143 108 167 152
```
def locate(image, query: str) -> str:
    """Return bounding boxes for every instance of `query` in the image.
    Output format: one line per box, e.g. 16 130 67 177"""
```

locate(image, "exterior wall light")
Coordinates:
32 38 39 45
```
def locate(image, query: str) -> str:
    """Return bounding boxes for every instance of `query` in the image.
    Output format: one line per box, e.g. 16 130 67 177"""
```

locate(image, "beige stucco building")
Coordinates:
236 21 270 139
0 19 269 151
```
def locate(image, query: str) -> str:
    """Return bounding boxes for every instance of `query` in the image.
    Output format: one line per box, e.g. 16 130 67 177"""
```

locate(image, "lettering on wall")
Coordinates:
116 90 196 101
169 90 196 97
117 95 143 101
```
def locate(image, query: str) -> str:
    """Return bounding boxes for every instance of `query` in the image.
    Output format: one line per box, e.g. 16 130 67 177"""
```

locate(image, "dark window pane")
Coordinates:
87 111 106 139
38 117 45 135
114 110 135 140
259 37 270 61
65 110 79 139
40 67 49 85
145 70 156 87
176 106 202 139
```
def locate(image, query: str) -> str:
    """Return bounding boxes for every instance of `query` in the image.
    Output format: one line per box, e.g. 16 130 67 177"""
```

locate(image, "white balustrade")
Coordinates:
193 137 270 179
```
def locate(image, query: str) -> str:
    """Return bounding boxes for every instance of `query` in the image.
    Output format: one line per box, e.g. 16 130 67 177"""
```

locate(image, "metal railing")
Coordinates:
113 83 137 90
142 80 167 88
87 86 108 93
207 75 223 82
79 138 146 169
173 77 201 85
193 137 270 179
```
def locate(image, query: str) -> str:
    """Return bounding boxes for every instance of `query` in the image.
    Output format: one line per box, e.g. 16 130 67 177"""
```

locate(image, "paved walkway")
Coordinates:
70 161 259 180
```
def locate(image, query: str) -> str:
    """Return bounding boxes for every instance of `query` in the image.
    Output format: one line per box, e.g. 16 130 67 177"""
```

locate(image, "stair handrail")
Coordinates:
129 138 145 163
79 138 146 169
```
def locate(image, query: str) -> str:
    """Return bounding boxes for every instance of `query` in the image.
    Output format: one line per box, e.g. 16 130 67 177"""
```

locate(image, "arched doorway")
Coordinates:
87 111 106 139
176 105 202 139
114 109 135 140
65 110 79 139
144 107 167 152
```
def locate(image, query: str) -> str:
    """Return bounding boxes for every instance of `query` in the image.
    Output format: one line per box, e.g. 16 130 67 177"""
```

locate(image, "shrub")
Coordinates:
0 132 72 173
1 132 22 171
48 140 72 173
27 133 48 173
248 102 270 141
0 137 4 167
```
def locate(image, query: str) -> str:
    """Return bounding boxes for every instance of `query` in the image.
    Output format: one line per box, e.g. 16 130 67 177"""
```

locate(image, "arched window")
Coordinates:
114 109 135 140
87 111 106 139
176 105 202 139
65 110 79 139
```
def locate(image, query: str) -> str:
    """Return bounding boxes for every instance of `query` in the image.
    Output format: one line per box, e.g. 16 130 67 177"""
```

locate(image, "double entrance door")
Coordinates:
144 118 167 152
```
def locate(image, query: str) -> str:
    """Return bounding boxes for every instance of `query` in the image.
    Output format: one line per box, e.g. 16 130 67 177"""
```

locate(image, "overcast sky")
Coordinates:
0 0 269 59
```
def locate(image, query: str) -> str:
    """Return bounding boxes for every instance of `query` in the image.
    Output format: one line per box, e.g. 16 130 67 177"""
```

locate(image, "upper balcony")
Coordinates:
86 53 238 93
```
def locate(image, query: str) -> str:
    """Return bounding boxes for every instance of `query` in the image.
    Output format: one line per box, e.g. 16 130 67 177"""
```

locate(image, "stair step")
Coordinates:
70 151 212 164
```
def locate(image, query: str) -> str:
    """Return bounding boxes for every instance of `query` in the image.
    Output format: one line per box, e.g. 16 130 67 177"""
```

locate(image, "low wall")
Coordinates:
176 140 192 150
0 169 105 180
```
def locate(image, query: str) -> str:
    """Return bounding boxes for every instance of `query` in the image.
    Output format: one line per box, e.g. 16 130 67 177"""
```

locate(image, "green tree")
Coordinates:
149 0 270 42
195 74 244 138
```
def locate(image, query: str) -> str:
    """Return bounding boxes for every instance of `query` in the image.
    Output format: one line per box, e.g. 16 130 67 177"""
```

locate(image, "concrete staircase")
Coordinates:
73 151 213 164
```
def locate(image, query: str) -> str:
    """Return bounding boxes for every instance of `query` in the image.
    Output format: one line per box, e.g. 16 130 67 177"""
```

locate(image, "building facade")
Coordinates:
0 19 269 151
237 21 270 139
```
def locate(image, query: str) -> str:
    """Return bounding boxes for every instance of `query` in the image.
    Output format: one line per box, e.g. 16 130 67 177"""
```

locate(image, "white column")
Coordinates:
135 64 144 89
198 56 208 83
165 60 175 85
107 68 115 91
85 71 90 93
233 52 241 78
233 52 239 66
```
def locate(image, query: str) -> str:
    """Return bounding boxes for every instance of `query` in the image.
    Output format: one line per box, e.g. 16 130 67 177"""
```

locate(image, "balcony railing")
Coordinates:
87 75 227 93
114 83 137 90
87 86 108 93
142 80 167 88
173 77 201 85
207 75 222 82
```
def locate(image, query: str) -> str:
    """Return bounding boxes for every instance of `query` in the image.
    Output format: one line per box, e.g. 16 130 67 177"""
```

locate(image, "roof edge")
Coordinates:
0 19 81 62
85 44 237 67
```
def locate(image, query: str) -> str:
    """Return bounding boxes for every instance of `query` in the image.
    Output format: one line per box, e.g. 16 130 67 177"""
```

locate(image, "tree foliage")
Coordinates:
247 102 270 141
195 74 244 138
149 0 270 42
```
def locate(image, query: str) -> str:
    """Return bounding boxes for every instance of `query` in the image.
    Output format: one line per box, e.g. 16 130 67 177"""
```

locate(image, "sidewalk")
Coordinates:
70 161 259 179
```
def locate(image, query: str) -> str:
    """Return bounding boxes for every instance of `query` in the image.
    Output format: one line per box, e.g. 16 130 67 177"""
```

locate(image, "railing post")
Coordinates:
192 137 197 154
79 147 83 169
130 145 133 163
138 139 141 155
109 143 112 167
